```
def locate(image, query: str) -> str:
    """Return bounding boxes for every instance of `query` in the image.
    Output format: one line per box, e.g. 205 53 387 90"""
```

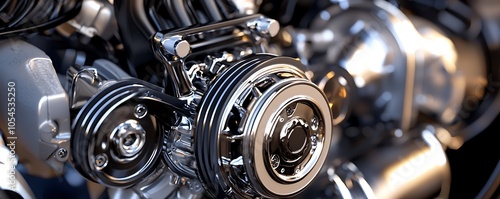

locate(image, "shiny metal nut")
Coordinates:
112 120 146 160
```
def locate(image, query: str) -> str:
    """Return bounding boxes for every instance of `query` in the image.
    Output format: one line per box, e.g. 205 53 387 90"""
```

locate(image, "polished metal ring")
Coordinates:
71 80 163 188
195 54 337 198
245 78 333 196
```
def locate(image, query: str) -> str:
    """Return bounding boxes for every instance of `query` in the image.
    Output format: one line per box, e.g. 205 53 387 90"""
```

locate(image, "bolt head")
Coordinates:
56 148 68 161
134 104 148 119
270 154 280 169
95 154 108 168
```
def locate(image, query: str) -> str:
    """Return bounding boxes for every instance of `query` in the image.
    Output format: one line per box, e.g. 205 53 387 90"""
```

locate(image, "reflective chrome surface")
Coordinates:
1 0 499 198
111 120 147 161
303 125 451 199
61 0 118 39
71 80 165 188
292 0 420 132
410 17 466 125
195 55 336 198
352 127 451 199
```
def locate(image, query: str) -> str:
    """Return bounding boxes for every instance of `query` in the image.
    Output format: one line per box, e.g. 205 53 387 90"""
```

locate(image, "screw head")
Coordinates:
95 154 108 169
286 107 293 116
56 148 68 161
311 116 319 131
270 154 280 169
134 104 148 119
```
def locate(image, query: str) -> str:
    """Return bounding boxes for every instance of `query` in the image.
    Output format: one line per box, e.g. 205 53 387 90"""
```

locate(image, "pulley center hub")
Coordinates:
284 122 308 154
112 120 146 158
280 118 310 158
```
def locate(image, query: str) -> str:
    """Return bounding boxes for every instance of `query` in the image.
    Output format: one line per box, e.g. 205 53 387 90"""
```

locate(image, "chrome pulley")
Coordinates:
195 54 336 198
71 79 187 188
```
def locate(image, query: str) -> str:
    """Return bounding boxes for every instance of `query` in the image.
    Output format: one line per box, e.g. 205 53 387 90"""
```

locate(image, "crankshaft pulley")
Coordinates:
71 79 184 188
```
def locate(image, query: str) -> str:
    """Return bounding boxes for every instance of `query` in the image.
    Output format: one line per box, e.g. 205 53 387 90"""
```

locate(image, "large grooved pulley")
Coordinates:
71 79 185 188
195 54 336 198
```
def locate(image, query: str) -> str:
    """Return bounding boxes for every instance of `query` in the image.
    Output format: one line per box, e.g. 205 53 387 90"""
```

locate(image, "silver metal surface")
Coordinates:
134 104 148 119
111 120 147 161
67 66 102 109
195 55 337 198
164 116 197 178
315 67 354 125
248 18 280 37
152 14 278 98
95 154 108 169
230 0 261 15
2 1 492 198
303 124 451 199
56 148 68 162
347 126 450 199
293 0 420 132
107 160 203 199
410 17 466 125
70 80 166 188
248 79 332 194
67 60 128 109
154 34 195 98
65 0 118 39
329 162 376 199
0 39 71 175
161 35 191 58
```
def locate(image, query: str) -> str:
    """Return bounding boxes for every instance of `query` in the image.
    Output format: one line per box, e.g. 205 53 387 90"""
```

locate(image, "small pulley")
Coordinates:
71 79 188 188
195 54 337 198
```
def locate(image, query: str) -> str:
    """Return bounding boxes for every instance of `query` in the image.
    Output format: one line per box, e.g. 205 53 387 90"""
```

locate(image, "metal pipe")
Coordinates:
352 128 450 199
300 124 451 199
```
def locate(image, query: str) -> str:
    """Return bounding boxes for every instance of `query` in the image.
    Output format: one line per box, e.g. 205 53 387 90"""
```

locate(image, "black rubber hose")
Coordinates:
164 0 193 26
201 0 223 22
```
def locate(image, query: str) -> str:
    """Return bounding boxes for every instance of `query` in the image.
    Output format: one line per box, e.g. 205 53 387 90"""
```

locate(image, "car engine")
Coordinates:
0 0 499 198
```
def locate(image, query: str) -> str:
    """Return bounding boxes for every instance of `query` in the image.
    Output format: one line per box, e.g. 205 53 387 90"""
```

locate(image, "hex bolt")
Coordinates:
95 154 108 168
162 35 191 58
134 104 148 119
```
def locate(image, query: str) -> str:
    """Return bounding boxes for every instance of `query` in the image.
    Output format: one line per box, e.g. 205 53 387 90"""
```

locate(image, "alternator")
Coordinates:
69 14 338 198
195 54 333 198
